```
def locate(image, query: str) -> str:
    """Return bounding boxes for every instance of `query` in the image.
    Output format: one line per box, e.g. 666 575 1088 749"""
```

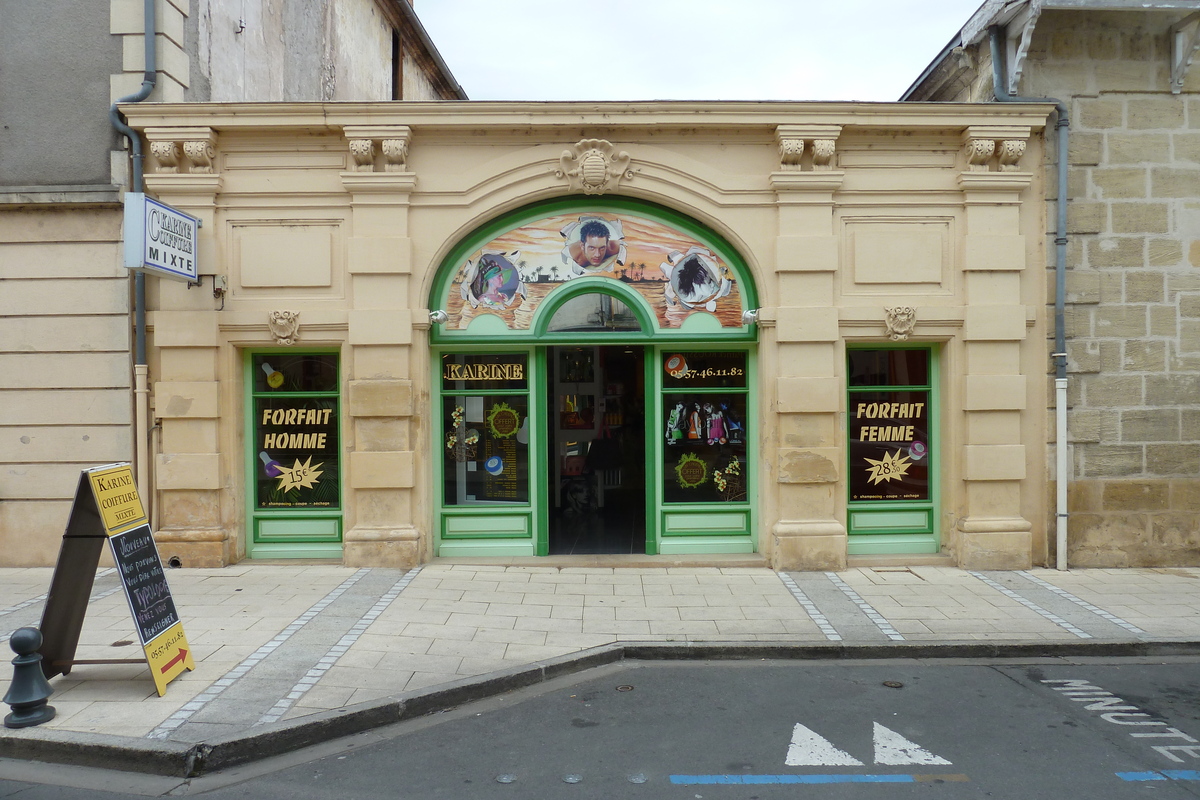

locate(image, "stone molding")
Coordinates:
343 125 413 174
961 126 1031 174
144 127 219 175
555 139 633 195
268 310 300 345
775 124 843 172
884 306 917 341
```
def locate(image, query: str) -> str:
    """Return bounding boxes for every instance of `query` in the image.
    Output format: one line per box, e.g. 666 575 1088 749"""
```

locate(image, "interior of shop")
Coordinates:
547 345 646 555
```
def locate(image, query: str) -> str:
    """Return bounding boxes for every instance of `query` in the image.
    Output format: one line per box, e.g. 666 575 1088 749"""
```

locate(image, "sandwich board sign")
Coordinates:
123 192 200 283
38 463 194 696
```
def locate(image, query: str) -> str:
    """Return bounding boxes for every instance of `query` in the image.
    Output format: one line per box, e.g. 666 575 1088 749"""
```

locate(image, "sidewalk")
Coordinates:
3 562 1200 776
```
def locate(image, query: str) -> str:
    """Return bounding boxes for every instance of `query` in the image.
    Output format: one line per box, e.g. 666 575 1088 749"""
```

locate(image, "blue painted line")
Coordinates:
1164 771 1200 781
1118 771 1200 782
671 774 915 785
1118 772 1167 781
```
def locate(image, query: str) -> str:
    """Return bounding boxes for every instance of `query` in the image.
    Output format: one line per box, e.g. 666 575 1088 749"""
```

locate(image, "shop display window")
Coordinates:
661 351 749 504
847 349 932 503
251 354 340 513
442 394 530 505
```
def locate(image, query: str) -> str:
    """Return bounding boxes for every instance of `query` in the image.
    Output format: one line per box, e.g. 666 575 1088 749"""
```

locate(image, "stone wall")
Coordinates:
909 9 1200 566
0 208 131 566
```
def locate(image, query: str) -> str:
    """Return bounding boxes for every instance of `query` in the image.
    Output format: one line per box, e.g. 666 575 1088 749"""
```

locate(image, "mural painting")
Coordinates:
447 212 743 330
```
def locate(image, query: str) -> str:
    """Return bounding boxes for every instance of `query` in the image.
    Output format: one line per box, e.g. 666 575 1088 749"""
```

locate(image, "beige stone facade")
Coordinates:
905 6 1200 566
79 101 1057 572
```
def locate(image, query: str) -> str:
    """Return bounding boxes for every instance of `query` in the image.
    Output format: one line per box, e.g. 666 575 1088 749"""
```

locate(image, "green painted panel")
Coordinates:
663 511 749 536
847 535 940 555
437 540 537 557
255 517 341 543
245 541 344 559
659 537 756 554
443 514 531 539
678 312 724 333
849 509 931 533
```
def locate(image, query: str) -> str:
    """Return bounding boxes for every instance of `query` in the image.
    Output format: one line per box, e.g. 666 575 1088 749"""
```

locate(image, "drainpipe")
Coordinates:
989 26 1070 570
109 0 156 505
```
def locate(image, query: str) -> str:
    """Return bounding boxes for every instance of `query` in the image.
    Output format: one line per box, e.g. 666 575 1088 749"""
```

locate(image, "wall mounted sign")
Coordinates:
38 463 194 696
123 193 200 283
441 211 747 331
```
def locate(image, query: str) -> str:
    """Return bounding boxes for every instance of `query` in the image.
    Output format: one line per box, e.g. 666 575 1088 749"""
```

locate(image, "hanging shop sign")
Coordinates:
123 192 200 283
849 392 930 502
38 463 194 697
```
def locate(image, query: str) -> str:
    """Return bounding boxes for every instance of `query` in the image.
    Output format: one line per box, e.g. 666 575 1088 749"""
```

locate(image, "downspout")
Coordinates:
109 0 156 505
990 26 1070 570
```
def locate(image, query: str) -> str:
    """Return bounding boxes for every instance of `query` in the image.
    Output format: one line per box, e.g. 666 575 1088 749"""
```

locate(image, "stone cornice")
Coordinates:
120 101 1055 136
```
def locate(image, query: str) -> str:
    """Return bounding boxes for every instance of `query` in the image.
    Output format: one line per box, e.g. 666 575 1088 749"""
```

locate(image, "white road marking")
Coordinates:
785 723 864 766
873 723 952 765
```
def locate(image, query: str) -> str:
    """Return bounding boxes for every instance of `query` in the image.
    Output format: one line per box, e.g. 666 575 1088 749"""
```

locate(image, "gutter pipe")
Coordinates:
108 0 156 505
989 26 1071 570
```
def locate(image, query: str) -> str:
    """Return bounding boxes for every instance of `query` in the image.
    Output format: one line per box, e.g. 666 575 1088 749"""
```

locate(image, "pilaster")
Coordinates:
956 126 1036 568
339 125 423 567
770 124 847 570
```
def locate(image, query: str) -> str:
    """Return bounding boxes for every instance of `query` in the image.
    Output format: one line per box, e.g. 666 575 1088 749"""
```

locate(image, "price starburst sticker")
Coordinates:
864 449 911 486
276 456 324 492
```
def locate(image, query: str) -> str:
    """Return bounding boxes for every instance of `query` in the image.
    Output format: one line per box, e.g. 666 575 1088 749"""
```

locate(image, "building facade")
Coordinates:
0 0 462 566
904 0 1200 566
98 101 1053 572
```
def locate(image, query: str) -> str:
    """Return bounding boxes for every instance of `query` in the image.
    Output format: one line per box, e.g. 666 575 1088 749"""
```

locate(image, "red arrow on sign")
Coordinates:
160 649 188 673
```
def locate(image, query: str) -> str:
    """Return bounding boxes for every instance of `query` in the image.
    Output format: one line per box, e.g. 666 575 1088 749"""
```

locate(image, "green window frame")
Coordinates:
846 346 939 555
244 350 343 558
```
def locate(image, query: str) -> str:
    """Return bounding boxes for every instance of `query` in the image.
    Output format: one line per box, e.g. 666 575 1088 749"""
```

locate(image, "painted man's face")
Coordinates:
582 234 609 266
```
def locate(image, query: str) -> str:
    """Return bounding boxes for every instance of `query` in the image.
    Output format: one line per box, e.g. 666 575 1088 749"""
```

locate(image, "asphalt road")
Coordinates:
5 656 1200 798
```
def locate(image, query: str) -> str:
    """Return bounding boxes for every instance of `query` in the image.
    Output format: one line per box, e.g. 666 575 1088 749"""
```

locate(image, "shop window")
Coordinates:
441 354 530 506
848 349 931 504
661 352 749 504
547 292 643 332
252 354 341 516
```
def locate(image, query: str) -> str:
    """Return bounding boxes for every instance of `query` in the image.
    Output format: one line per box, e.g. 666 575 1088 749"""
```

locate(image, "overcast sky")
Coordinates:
415 0 986 102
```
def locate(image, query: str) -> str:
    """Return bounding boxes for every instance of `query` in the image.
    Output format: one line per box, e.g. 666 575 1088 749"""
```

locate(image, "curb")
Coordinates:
4 639 1200 778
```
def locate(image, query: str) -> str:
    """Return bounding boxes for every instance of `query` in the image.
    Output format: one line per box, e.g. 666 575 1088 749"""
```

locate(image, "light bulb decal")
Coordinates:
259 450 283 477
261 362 284 389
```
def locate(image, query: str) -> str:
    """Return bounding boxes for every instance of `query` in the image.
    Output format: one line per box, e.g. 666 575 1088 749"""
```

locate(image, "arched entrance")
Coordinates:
430 198 759 557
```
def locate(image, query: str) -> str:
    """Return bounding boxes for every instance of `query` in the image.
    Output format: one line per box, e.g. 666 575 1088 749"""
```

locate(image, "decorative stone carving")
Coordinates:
965 138 995 171
268 310 300 346
182 140 215 174
382 138 408 172
997 139 1026 171
349 139 375 172
811 139 836 171
779 137 805 171
884 306 916 341
556 139 633 195
151 141 181 173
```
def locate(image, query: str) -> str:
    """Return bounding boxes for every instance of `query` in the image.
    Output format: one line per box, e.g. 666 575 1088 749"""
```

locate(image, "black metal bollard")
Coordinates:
3 627 56 728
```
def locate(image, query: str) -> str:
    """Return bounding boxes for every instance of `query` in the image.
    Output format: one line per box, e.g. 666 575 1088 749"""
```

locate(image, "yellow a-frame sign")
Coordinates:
40 463 195 696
